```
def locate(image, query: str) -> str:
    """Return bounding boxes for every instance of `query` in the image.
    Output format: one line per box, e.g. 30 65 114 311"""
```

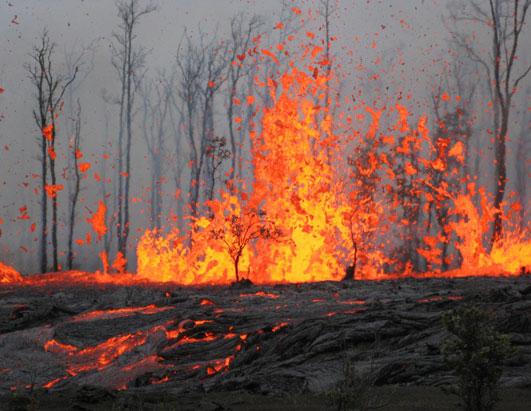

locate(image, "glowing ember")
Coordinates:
417 295 464 303
271 322 289 332
206 355 234 376
240 291 280 299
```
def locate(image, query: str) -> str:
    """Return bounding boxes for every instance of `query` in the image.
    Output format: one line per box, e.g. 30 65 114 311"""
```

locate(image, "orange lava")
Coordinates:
240 291 280 299
206 355 234 376
0 262 23 284
2 20 529 288
70 305 174 322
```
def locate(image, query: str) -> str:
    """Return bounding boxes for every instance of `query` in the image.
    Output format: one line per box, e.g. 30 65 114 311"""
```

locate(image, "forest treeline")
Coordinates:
15 0 530 274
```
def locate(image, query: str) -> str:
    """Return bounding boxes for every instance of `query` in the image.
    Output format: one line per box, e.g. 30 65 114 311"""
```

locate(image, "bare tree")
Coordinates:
140 74 172 230
166 76 187 232
111 0 156 264
66 100 82 270
25 30 77 273
515 87 530 230
175 33 205 219
200 38 230 201
175 31 229 220
226 14 263 184
448 0 531 247
63 40 97 270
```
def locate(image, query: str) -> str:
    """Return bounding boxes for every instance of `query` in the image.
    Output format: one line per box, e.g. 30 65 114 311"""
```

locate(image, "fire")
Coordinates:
137 62 354 284
0 262 23 283
132 38 530 284
2 14 529 286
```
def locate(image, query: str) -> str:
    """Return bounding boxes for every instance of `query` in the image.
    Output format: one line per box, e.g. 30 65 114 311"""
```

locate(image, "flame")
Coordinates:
137 64 354 284
133 40 530 284
0 262 23 283
2 23 529 286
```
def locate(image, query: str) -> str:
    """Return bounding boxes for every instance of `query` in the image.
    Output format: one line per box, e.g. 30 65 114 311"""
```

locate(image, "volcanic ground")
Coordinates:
1 275 531 410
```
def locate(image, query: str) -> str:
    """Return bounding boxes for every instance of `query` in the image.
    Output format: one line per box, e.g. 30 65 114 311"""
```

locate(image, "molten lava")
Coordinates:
0 262 23 284
135 42 529 284
1 18 529 287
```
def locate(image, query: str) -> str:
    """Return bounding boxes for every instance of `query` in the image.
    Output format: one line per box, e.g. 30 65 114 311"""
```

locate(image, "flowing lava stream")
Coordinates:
40 314 253 390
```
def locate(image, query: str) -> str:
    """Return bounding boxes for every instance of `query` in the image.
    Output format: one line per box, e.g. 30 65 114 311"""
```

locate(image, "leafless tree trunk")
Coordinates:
167 82 186 232
176 33 205 219
200 39 229 201
63 41 96 270
26 35 49 274
111 0 155 264
515 87 529 230
67 100 82 270
101 113 116 259
140 74 172 230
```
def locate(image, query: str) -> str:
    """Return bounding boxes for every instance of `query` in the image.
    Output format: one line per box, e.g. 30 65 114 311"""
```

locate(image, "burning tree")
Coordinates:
423 78 474 271
388 106 425 273
344 107 385 280
211 208 282 282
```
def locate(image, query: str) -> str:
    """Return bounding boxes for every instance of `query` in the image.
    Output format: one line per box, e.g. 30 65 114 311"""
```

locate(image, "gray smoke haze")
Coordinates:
0 0 529 274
